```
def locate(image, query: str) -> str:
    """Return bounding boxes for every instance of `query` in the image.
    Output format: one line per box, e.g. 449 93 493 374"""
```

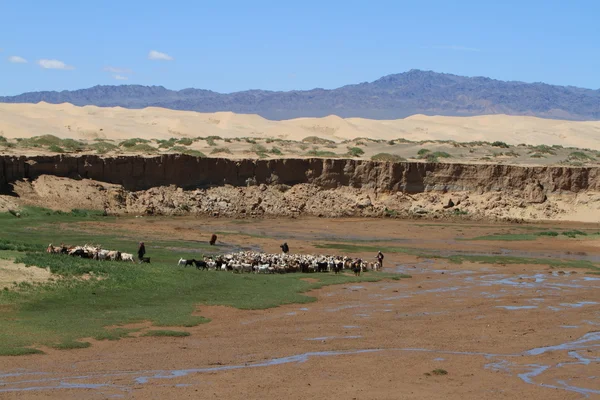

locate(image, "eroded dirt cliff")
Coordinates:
2 155 600 222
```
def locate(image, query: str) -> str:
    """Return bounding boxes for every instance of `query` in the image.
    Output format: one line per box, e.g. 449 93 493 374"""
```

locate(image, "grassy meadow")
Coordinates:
0 207 403 356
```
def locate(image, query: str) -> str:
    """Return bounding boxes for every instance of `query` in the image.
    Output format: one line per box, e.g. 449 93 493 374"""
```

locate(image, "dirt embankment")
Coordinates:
2 155 600 222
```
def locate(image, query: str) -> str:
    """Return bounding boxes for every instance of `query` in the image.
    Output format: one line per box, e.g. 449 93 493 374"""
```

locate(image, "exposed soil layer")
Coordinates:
0 217 598 399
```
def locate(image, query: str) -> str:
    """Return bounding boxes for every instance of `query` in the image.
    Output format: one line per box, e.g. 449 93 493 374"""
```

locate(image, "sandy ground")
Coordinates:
0 259 53 288
0 217 598 399
1 102 600 150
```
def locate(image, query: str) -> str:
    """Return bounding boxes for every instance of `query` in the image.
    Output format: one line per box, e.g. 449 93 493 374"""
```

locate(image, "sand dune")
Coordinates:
1 102 600 149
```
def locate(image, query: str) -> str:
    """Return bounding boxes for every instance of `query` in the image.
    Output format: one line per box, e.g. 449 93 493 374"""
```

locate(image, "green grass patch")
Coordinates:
177 138 193 146
142 330 191 337
0 210 408 355
94 328 140 341
0 347 45 356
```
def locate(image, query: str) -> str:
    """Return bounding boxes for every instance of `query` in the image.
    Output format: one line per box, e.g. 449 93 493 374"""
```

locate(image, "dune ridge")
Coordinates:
1 102 600 150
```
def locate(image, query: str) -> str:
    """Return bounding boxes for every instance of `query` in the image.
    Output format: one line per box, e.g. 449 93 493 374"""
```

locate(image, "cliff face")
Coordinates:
1 155 599 195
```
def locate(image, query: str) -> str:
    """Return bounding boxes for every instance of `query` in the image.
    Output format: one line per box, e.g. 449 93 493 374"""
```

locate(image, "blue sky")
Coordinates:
1 0 598 95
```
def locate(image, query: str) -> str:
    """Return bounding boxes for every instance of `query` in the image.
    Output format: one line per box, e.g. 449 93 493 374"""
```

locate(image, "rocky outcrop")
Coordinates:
1 155 599 195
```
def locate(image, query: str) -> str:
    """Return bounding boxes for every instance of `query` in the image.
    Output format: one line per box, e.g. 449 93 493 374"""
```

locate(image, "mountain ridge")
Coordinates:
2 69 599 121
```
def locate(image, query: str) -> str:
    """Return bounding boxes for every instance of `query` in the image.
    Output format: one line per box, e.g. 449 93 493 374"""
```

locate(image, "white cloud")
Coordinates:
148 50 173 61
113 75 128 80
37 59 74 70
428 45 481 52
104 66 132 74
8 55 27 63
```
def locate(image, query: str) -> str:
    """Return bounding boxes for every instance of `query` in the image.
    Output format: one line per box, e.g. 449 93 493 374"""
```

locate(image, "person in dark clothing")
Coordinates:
210 234 217 246
377 251 384 269
280 242 289 254
138 242 146 261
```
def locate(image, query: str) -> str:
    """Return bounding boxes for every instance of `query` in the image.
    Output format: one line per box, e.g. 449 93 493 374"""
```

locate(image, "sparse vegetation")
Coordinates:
142 330 191 337
432 151 451 158
491 141 509 148
302 136 336 145
211 147 232 154
177 138 193 146
306 149 337 157
128 143 157 153
48 144 64 153
270 147 283 155
347 147 365 157
119 138 150 148
568 151 595 161
417 148 430 156
529 145 556 155
90 141 119 154
371 153 406 162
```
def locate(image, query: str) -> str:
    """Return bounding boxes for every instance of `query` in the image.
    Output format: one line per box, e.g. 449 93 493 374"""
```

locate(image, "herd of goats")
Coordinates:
45 244 382 275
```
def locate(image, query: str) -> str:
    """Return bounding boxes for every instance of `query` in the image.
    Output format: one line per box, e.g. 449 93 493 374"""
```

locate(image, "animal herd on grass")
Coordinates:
46 244 145 263
178 251 382 275
46 245 382 275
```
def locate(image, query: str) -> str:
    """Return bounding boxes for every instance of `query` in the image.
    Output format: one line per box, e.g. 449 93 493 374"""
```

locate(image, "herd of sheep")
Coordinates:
45 245 382 275
46 244 139 263
178 251 382 275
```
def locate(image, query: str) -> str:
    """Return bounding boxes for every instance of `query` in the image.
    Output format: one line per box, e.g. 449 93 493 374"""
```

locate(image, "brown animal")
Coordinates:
210 234 217 246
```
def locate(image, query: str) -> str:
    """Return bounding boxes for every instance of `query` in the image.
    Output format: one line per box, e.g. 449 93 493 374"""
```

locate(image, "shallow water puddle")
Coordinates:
3 331 598 396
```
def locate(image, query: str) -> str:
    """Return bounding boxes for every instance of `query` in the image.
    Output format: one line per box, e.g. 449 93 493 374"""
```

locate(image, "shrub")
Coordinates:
211 147 232 154
417 148 430 156
61 139 84 152
306 149 337 157
0 135 7 143
270 147 283 155
251 144 268 153
157 138 177 149
529 145 556 155
302 136 336 145
119 138 150 148
128 143 157 153
48 145 64 153
568 151 595 161
432 151 451 158
491 141 509 148
347 147 365 157
424 153 439 163
371 153 406 162
90 142 119 154
177 138 193 146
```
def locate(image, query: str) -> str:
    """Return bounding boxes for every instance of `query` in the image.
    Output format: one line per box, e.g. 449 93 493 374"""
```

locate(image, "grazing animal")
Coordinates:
178 258 195 267
140 257 151 264
209 234 217 246
121 253 135 263
194 260 208 270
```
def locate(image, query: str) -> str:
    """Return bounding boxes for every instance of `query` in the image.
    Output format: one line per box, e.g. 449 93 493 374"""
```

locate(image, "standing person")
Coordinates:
280 242 289 254
138 242 146 263
377 251 384 269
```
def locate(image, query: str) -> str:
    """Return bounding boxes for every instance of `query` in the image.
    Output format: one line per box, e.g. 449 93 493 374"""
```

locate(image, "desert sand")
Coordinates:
1 102 600 150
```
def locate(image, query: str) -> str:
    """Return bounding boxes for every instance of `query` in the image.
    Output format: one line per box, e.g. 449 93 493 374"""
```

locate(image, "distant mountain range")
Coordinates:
2 70 599 120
